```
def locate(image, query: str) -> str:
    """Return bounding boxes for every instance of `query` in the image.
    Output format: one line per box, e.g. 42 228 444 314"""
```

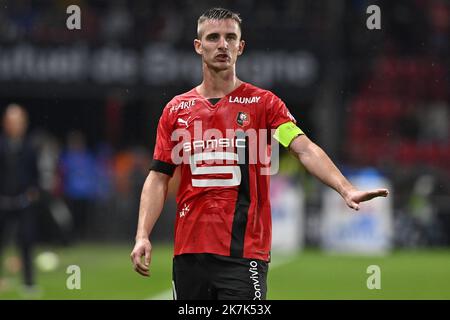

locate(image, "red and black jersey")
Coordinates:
152 82 296 261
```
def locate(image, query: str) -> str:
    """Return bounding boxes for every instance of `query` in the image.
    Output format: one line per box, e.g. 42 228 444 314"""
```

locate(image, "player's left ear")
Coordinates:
237 40 245 56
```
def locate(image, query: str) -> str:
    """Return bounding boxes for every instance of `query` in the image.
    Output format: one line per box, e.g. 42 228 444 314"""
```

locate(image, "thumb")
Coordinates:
348 200 360 211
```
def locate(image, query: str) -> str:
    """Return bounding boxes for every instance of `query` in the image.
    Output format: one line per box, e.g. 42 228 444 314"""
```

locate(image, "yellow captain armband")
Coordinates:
273 121 304 148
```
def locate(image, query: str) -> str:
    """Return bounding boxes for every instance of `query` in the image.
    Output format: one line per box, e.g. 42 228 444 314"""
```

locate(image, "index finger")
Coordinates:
372 189 389 197
134 263 150 277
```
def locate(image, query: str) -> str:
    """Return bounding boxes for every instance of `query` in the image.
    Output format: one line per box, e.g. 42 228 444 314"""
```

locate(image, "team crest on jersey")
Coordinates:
236 111 250 127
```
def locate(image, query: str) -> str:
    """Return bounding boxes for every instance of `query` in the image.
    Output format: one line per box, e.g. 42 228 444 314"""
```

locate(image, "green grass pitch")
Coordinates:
0 244 449 300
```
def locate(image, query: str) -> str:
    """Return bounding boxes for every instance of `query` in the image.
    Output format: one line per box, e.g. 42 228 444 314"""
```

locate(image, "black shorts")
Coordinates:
172 253 269 300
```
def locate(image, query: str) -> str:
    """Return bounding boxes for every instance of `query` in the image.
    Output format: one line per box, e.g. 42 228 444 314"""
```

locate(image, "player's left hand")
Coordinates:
344 188 389 211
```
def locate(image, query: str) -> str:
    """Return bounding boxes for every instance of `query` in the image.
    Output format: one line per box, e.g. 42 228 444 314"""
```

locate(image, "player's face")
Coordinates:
2 107 28 139
195 19 245 71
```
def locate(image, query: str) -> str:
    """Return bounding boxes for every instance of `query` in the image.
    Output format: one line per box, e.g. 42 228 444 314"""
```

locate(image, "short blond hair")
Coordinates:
197 8 242 39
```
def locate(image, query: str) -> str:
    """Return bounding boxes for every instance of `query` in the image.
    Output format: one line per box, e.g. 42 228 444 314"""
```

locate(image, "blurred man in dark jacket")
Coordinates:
0 104 39 292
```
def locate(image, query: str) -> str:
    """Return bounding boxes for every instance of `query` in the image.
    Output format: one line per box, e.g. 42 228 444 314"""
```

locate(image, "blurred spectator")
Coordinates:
0 104 40 293
94 143 114 201
33 130 72 245
33 130 60 195
60 131 96 241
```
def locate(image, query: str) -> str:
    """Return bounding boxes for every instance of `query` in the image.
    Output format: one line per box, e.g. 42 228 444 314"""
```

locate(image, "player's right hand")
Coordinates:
130 238 152 277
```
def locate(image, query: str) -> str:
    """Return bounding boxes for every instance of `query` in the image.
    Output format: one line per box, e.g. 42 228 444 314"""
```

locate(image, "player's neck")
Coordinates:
197 66 242 99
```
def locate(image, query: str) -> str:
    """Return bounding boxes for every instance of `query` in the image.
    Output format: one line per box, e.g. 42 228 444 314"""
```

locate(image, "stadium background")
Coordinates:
0 0 449 299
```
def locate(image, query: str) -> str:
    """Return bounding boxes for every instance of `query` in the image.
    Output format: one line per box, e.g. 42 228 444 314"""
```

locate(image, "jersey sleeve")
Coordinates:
265 92 304 147
151 105 177 176
265 92 297 129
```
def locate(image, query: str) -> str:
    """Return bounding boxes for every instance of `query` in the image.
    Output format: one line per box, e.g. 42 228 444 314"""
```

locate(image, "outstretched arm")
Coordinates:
289 135 389 210
130 170 171 277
